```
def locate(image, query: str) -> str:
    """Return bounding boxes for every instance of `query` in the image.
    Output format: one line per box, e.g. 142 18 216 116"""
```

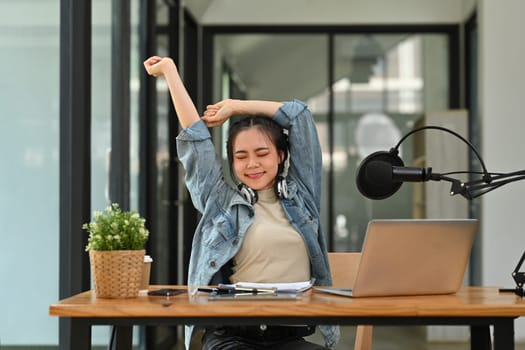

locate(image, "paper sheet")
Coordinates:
228 279 314 293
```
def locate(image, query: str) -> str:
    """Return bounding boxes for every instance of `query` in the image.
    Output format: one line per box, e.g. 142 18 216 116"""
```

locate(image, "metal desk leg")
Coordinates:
470 325 492 350
114 326 133 350
493 318 515 350
69 318 92 350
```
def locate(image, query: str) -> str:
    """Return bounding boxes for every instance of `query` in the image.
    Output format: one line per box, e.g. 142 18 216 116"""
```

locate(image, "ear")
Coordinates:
278 150 285 164
277 150 286 175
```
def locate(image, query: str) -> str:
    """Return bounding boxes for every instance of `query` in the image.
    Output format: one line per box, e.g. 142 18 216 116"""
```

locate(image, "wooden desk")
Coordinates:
50 286 525 350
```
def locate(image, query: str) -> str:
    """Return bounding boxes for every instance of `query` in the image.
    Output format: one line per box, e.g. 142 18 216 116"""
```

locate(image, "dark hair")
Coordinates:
226 116 289 181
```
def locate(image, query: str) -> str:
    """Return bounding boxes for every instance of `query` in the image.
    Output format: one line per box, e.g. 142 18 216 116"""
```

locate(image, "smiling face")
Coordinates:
232 128 284 191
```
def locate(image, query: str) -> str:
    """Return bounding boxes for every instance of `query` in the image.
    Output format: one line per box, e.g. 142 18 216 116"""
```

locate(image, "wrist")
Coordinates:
163 59 178 74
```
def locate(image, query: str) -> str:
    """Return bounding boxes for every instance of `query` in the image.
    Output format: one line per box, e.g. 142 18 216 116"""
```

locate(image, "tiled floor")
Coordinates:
306 325 525 350
3 326 525 349
183 325 525 350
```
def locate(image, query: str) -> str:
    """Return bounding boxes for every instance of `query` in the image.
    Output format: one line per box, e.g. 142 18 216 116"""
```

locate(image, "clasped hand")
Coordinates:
201 99 238 128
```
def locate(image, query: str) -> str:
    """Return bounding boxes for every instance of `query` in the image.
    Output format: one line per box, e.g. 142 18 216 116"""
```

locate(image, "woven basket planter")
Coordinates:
89 249 145 298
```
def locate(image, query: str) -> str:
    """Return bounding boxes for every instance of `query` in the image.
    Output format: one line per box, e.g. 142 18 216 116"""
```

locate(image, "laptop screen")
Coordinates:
351 219 478 297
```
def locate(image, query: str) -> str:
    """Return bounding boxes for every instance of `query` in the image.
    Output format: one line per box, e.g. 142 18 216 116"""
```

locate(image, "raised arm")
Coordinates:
143 56 199 128
202 99 283 127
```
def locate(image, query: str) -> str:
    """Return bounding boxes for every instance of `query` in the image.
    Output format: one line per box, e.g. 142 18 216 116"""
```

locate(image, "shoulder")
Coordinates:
272 100 311 125
176 119 211 141
279 99 309 115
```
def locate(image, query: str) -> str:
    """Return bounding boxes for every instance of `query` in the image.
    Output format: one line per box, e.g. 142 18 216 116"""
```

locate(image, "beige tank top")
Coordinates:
230 189 310 283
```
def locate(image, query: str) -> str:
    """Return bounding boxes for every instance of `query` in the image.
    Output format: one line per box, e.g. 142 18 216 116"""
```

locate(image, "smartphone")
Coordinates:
147 288 186 296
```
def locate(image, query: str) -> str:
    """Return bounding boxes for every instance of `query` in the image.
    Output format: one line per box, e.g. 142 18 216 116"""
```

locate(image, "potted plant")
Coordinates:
83 203 150 298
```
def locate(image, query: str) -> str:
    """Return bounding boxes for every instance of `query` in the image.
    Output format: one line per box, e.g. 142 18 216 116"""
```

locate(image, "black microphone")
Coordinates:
355 125 524 201
355 150 404 200
356 149 443 200
366 161 433 183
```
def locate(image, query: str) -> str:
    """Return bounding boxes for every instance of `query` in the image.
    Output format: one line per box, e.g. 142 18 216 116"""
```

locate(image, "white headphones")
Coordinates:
238 176 288 205
274 176 288 200
238 183 258 205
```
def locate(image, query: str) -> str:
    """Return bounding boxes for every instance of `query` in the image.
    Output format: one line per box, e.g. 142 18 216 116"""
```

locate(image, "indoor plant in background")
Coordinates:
83 203 150 298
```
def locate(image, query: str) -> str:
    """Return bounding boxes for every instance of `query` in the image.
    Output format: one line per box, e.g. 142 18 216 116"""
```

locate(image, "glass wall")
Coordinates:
91 0 112 213
90 0 116 345
0 2 454 344
90 0 142 345
329 34 449 251
91 0 141 213
212 31 450 253
213 32 330 233
0 0 141 346
0 0 60 345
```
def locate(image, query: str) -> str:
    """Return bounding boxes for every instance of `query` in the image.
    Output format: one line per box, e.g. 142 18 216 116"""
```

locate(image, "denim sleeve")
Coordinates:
273 99 323 211
319 325 340 349
176 120 225 213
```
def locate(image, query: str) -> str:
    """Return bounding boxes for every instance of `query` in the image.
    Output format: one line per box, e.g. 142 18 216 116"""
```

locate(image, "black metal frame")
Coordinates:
201 24 460 108
140 2 203 348
138 0 157 234
201 24 461 251
180 9 200 285
464 11 482 287
65 315 514 350
60 0 135 348
138 0 158 348
59 0 92 349
110 0 131 210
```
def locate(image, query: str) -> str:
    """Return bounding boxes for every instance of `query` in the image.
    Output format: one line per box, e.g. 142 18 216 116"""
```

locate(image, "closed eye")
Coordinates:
234 148 271 159
234 151 248 160
255 150 270 157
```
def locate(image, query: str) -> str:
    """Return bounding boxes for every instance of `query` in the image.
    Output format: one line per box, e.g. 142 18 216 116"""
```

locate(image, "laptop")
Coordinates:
316 219 478 297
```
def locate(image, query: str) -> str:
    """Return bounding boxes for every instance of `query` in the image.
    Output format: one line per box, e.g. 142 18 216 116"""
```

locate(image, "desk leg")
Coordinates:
113 326 133 350
470 325 491 350
493 318 515 350
69 318 92 350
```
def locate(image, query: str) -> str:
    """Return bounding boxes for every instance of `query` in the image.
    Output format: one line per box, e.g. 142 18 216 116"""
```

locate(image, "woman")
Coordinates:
144 56 339 350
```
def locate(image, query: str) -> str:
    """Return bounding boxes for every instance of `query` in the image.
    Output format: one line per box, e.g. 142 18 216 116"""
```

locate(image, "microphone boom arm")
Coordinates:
393 125 490 175
424 172 471 199
449 170 525 200
393 125 525 200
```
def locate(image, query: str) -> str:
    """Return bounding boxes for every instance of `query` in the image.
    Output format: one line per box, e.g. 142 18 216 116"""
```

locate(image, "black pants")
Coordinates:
201 325 328 350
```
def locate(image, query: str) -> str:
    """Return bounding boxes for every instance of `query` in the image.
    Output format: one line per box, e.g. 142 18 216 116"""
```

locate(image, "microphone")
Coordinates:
366 160 434 184
355 149 404 200
356 149 443 200
355 125 525 201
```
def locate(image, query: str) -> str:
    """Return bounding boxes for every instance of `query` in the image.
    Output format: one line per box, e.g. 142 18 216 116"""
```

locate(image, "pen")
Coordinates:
197 286 239 294
233 286 276 294
197 287 217 293
208 284 277 295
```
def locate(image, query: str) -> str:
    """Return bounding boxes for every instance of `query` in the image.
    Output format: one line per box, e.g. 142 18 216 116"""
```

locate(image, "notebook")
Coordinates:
315 219 478 297
206 280 313 300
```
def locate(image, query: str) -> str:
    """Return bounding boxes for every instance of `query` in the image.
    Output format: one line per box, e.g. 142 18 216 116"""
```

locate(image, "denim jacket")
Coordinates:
176 99 339 349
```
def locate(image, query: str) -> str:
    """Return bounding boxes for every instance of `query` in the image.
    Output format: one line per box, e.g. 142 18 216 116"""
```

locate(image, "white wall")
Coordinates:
461 0 477 20
479 0 525 340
